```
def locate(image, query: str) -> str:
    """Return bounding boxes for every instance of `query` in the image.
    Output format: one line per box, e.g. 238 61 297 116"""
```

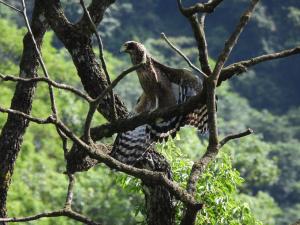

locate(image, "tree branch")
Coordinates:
190 14 212 75
78 0 115 31
0 0 22 13
0 209 101 225
177 0 223 17
84 62 145 142
90 90 206 140
219 128 253 148
0 73 93 102
0 1 48 220
161 32 208 78
219 46 300 85
79 0 117 120
64 174 75 209
42 0 128 121
0 106 201 208
181 1 259 224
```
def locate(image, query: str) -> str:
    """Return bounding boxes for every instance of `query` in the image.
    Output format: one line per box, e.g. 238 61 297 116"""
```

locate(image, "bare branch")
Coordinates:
205 0 259 148
0 209 101 225
0 73 93 102
78 0 115 29
0 106 52 124
79 0 117 120
0 106 200 208
189 14 212 75
211 0 259 82
21 0 58 116
181 2 259 224
90 89 205 140
219 128 253 148
84 62 145 142
21 0 73 167
161 33 208 78
0 0 22 13
177 0 223 17
64 174 75 209
219 46 300 85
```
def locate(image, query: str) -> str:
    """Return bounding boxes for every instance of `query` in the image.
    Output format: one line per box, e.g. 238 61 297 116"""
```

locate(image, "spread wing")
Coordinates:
111 59 210 165
146 59 209 142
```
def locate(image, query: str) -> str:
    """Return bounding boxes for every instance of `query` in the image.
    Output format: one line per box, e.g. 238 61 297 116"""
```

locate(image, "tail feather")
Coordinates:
110 125 154 165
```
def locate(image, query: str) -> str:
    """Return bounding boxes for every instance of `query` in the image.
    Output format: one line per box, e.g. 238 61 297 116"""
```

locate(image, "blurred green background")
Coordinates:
0 1 299 224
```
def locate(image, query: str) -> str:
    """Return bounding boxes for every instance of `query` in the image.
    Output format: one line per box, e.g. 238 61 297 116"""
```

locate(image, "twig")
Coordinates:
177 0 223 17
219 128 253 148
0 106 52 124
161 33 208 78
0 0 22 13
0 106 201 208
219 46 300 85
83 62 145 142
0 209 101 225
0 73 93 102
79 0 117 121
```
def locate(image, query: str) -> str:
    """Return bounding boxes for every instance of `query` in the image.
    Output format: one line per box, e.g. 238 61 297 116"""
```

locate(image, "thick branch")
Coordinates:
181 2 259 224
219 46 300 85
189 14 212 75
42 0 128 121
90 91 206 140
79 0 117 120
77 0 115 32
0 106 200 208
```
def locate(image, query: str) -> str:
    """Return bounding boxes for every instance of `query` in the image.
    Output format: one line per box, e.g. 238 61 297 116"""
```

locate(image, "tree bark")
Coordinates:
0 2 48 223
40 1 176 224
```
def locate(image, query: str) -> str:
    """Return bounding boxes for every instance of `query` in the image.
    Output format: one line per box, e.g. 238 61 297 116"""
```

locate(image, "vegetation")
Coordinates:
0 1 299 225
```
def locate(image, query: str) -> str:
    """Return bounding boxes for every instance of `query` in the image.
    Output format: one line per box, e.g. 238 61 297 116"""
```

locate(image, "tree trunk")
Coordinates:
0 2 48 223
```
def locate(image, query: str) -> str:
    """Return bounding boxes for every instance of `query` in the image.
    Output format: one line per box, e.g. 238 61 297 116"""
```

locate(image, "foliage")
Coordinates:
0 0 300 222
158 139 262 225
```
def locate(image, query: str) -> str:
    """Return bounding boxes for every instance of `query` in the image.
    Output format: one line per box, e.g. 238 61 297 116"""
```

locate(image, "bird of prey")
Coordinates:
110 41 208 166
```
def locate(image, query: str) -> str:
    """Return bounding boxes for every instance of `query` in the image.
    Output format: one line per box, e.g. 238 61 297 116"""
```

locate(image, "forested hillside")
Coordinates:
0 1 299 225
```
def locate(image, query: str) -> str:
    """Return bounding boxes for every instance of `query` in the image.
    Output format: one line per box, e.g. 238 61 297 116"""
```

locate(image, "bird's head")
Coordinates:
120 41 146 55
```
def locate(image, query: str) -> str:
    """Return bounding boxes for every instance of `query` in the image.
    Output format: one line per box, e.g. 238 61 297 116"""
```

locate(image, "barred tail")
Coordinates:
110 125 154 165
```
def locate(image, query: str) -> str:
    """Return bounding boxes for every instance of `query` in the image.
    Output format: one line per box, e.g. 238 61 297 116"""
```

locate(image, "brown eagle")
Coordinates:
110 41 208 166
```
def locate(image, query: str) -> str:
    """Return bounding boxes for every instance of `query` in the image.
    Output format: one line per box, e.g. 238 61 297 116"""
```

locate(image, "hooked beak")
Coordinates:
120 44 128 53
